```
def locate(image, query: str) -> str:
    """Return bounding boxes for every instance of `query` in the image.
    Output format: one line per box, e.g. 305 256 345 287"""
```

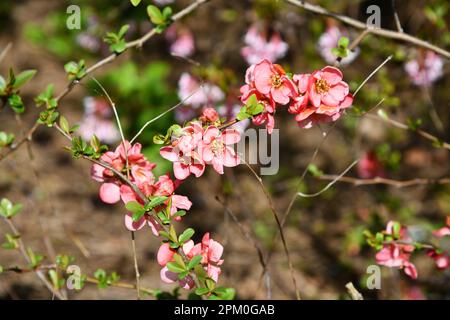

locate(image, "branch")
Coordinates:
317 175 450 187
0 0 211 163
284 0 450 59
366 113 450 150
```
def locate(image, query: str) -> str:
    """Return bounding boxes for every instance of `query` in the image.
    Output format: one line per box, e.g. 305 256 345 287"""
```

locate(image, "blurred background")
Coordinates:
0 0 449 299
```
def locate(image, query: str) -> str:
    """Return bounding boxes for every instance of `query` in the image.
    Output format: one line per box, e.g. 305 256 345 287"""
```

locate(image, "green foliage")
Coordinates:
147 5 173 33
93 269 120 289
64 60 87 81
0 131 15 149
307 164 324 177
2 233 20 250
35 84 59 127
236 94 265 120
56 254 75 269
0 198 23 219
27 247 44 269
331 36 350 59
0 68 37 113
69 136 107 159
130 0 142 7
104 24 129 54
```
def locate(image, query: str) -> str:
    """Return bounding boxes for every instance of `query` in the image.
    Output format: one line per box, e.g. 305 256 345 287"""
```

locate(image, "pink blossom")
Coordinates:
168 28 195 58
375 221 417 279
158 233 224 287
427 250 450 270
308 66 352 110
253 59 296 105
78 97 120 144
405 51 443 87
178 73 224 109
91 141 156 204
241 25 288 65
202 126 241 174
317 26 360 65
160 122 206 180
199 107 219 123
357 151 385 179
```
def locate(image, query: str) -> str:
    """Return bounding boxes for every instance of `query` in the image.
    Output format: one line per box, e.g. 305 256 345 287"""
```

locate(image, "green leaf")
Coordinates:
13 69 37 89
125 201 143 213
178 270 189 280
307 164 323 177
178 228 195 244
166 261 186 273
8 94 24 113
172 210 186 218
212 287 236 300
130 0 141 7
173 253 186 269
205 278 216 291
195 287 210 296
338 36 350 48
377 109 389 120
147 5 164 25
59 116 70 134
187 254 202 270
48 269 59 288
118 25 130 39
146 196 168 209
162 7 173 19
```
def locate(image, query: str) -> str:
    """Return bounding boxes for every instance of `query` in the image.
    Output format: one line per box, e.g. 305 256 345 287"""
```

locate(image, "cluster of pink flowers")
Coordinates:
157 233 224 288
404 50 444 87
317 25 359 65
160 108 241 179
78 97 121 144
241 24 288 65
91 141 191 234
375 221 418 279
375 219 450 279
240 59 353 132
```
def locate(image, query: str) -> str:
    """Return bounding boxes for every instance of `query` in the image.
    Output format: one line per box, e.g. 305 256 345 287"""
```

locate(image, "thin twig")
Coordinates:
285 0 450 59
242 160 301 300
0 42 12 64
346 282 363 300
318 175 450 187
297 160 359 198
366 113 450 150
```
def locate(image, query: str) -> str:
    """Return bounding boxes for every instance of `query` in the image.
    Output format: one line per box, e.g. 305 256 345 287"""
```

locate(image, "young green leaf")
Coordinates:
187 254 202 270
13 69 37 89
178 228 195 244
130 0 142 7
147 5 164 25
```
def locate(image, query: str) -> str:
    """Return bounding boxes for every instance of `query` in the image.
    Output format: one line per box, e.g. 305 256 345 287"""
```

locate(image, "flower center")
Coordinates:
211 139 224 156
315 79 330 94
271 74 282 88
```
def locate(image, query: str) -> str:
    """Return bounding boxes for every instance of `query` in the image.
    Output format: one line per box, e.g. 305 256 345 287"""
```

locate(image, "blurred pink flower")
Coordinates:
405 51 444 87
241 25 288 65
317 26 359 65
357 151 385 179
178 73 225 108
199 107 219 123
79 97 120 144
169 29 195 58
375 221 418 279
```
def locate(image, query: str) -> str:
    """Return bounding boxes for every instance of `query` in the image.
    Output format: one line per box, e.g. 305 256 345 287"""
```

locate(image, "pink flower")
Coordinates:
375 221 417 279
158 233 224 288
199 107 219 123
201 126 241 174
78 97 120 144
405 51 443 87
178 73 224 108
167 27 195 58
427 250 450 270
317 26 360 65
252 111 276 134
308 66 352 110
376 245 417 279
253 59 296 105
160 122 206 180
185 233 224 282
241 25 288 65
357 151 385 179
432 217 450 238
91 141 156 204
